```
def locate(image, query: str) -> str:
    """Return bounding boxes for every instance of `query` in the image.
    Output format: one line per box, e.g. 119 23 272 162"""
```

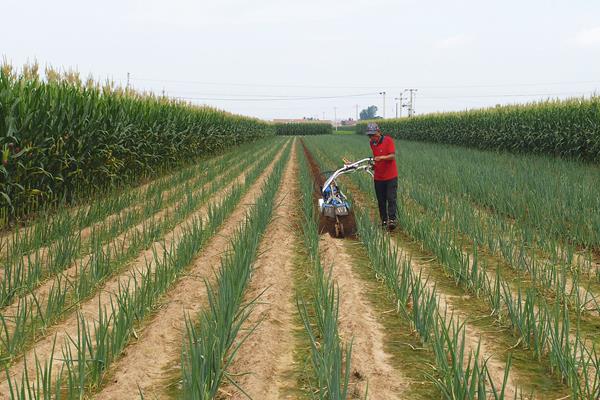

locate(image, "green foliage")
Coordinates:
4 140 288 399
274 122 331 136
356 96 600 161
303 138 512 399
181 141 291 399
0 141 280 365
392 139 600 253
306 134 600 398
296 143 353 399
333 126 355 134
0 63 274 221
359 105 378 120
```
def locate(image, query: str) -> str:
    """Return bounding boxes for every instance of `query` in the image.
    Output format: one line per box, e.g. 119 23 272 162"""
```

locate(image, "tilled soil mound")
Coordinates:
301 140 357 239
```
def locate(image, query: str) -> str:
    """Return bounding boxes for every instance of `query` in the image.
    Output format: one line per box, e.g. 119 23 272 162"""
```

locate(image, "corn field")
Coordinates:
274 122 331 135
0 63 273 223
357 96 600 161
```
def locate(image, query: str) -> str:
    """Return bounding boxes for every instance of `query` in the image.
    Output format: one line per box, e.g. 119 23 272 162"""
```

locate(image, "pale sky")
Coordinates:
3 0 600 121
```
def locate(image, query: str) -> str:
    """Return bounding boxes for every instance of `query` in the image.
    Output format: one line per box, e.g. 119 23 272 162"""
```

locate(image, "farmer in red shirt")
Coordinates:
366 123 398 230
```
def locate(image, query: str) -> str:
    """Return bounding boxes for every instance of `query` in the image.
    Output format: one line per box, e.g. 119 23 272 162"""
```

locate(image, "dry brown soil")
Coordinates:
0 146 286 399
93 146 288 399
319 234 408 399
218 142 299 400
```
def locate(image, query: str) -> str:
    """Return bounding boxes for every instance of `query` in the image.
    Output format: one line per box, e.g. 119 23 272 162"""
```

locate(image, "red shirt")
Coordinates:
370 135 398 181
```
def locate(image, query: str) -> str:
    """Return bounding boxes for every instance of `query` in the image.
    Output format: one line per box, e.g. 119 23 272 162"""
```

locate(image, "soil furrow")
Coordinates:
0 149 268 337
0 155 221 260
302 142 520 397
402 191 600 388
0 168 206 279
397 176 600 392
0 145 286 397
435 191 600 318
299 139 411 398
388 235 520 398
218 142 299 400
319 234 408 399
93 144 289 399
0 151 238 282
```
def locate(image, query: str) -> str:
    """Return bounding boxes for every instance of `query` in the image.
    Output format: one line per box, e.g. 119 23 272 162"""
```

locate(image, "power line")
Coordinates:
131 77 600 90
418 90 598 99
173 90 596 103
133 77 381 89
417 81 600 89
142 90 366 98
174 92 378 102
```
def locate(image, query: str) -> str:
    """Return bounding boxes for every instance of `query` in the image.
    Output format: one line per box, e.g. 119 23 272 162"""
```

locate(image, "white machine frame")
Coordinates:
318 158 374 237
321 157 374 196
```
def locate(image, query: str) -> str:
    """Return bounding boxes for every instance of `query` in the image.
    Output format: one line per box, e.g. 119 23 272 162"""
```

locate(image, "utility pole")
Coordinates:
334 107 337 132
379 91 386 118
406 89 418 117
395 93 404 118
126 72 130 90
355 104 359 121
322 111 325 121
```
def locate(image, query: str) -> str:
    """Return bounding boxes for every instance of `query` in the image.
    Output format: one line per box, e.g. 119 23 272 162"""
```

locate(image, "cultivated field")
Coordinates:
1 133 599 400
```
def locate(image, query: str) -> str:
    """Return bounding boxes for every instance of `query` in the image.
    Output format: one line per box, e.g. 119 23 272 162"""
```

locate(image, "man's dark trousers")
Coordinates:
374 177 398 223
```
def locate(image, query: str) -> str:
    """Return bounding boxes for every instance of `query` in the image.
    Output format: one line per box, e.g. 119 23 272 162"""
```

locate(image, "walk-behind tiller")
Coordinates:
318 158 373 237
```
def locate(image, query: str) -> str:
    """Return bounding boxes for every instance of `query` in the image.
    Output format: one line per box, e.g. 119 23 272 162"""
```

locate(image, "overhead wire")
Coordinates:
131 76 600 91
130 75 598 119
172 92 379 101
169 90 596 102
418 91 598 99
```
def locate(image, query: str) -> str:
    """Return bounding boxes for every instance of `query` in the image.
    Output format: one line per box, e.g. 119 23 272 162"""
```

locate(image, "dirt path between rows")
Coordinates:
0 151 235 283
319 234 408 399
93 145 290 400
218 142 299 400
0 145 287 398
462 198 600 317
419 187 600 391
402 193 599 394
305 143 521 397
469 199 600 275
386 235 520 398
300 141 407 398
335 180 521 396
0 154 223 261
0 168 206 279
0 150 266 337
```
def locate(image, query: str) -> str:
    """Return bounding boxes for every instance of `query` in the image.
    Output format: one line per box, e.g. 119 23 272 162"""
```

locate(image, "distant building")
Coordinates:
341 118 357 126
